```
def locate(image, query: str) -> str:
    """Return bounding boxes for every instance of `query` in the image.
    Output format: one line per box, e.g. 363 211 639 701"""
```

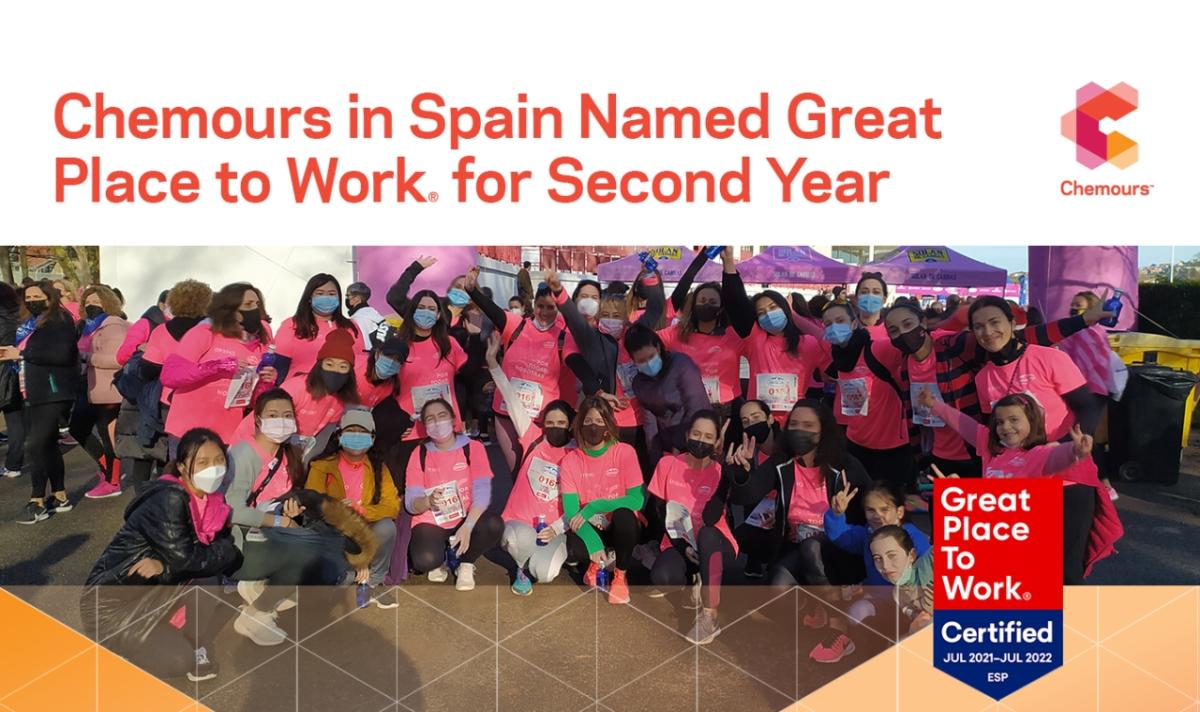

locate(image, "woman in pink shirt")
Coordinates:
272 273 363 382
162 283 276 454
852 272 889 336
394 289 469 459
71 285 131 499
732 289 826 426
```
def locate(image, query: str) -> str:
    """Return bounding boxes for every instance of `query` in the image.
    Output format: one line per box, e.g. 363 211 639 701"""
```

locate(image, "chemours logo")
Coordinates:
1059 81 1153 197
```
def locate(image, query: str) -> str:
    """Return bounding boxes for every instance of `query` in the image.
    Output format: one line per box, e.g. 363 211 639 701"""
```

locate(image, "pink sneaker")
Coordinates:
810 633 855 663
803 605 828 629
85 480 122 499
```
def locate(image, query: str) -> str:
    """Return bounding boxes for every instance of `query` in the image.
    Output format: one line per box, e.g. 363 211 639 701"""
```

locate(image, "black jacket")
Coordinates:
21 313 80 405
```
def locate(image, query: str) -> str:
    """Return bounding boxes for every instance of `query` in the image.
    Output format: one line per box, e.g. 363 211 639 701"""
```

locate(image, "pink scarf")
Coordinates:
160 475 232 545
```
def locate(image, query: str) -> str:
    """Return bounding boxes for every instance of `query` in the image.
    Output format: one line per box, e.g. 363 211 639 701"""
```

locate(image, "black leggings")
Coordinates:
409 512 505 573
1063 484 1096 585
24 401 72 500
69 401 121 484
4 399 25 473
736 527 865 587
114 584 222 679
565 508 642 571
847 441 914 490
617 426 652 484
649 527 737 609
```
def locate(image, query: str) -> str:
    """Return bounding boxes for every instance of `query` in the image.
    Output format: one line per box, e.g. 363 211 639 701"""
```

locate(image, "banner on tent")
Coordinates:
908 248 951 263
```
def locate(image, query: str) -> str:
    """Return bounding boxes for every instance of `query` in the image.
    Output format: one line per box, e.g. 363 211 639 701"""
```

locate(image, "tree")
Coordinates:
0 247 13 284
48 246 100 286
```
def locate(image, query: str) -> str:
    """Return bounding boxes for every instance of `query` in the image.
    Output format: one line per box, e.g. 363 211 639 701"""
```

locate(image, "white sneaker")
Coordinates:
455 563 477 591
427 564 450 583
2 469 21 479
233 606 287 646
274 595 297 613
237 580 265 607
684 579 703 610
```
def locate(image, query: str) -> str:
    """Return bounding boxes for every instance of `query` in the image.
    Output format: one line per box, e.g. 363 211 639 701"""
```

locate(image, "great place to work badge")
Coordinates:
933 479 1063 699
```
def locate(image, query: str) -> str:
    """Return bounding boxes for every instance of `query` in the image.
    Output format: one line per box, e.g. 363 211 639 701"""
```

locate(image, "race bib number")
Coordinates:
665 500 696 548
526 457 560 503
910 382 945 427
790 523 823 544
840 377 870 417
616 361 639 395
745 493 777 530
412 382 452 414
430 481 466 525
510 378 546 419
757 373 799 412
225 367 259 409
702 377 721 404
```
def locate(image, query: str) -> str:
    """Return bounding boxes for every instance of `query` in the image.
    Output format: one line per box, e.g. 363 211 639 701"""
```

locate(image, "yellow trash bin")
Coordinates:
1108 332 1200 445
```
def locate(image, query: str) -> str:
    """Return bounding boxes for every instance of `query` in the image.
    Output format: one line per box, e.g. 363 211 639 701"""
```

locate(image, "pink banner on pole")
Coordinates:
353 246 480 318
1026 246 1138 330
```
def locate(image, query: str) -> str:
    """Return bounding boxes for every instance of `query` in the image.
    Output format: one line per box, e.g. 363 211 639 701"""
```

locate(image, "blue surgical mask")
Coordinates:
757 309 788 334
311 294 340 315
412 309 438 329
637 353 663 377
857 294 884 315
375 355 400 378
824 322 853 345
447 288 470 307
339 432 374 452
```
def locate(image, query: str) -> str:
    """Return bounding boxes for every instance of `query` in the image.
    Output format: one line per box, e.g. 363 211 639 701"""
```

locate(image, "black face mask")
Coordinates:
320 369 350 392
84 305 105 320
543 426 571 449
581 424 607 447
989 338 1025 366
25 300 47 316
633 283 649 300
783 429 818 458
890 326 927 356
240 308 262 334
685 438 715 460
743 421 772 445
694 304 721 322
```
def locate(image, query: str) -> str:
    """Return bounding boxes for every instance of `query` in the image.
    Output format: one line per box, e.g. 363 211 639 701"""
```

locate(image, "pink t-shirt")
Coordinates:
397 337 467 439
973 426 1057 479
407 439 493 529
339 454 367 505
786 464 830 539
907 351 970 461
647 454 737 554
559 442 643 506
245 437 294 507
354 357 396 409
492 314 577 418
658 325 745 405
741 327 826 423
274 317 364 377
502 428 571 526
233 373 345 442
142 323 183 405
975 344 1087 442
164 323 272 442
838 341 908 450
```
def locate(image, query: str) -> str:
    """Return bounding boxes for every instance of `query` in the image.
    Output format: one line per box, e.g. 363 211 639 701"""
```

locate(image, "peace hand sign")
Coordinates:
1082 287 1115 326
726 433 757 471
830 476 859 515
1070 424 1094 460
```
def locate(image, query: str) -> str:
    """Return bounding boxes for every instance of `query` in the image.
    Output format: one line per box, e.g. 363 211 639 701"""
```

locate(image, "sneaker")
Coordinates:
803 604 829 629
2 469 21 479
683 580 704 610
647 588 669 599
45 495 72 514
744 561 765 580
274 595 297 613
686 611 721 645
809 633 855 663
511 570 533 596
1104 481 1119 502
85 480 122 499
187 646 218 682
607 570 630 605
233 605 287 646
427 564 450 583
371 588 399 609
455 563 477 591
237 580 265 607
583 562 599 588
16 501 49 525
59 432 78 446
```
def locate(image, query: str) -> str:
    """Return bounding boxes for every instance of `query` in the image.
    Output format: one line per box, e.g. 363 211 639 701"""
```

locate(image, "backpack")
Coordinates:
417 439 473 471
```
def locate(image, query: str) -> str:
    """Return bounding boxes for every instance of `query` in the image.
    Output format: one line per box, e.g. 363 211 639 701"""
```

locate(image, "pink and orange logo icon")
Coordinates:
1061 82 1138 169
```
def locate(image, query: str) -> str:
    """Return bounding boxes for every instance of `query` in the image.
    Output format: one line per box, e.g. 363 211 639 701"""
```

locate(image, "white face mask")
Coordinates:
577 298 600 317
191 465 226 494
260 417 298 444
510 307 524 317
426 419 455 441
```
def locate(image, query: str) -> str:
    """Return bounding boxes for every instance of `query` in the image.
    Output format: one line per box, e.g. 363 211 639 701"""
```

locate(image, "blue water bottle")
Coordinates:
534 515 548 546
637 251 659 274
703 246 726 261
595 567 608 591
257 345 277 381
445 540 460 573
355 582 370 608
1100 289 1124 328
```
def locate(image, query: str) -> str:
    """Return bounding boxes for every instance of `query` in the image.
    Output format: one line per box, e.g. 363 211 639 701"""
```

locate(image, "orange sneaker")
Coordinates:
584 562 599 588
608 569 630 605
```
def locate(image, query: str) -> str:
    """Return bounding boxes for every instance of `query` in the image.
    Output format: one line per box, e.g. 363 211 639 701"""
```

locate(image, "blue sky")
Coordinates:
951 246 1198 274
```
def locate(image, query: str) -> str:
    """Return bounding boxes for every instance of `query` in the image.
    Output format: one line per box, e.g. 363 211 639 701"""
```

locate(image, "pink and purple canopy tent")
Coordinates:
736 246 854 285
857 247 1008 288
596 247 723 282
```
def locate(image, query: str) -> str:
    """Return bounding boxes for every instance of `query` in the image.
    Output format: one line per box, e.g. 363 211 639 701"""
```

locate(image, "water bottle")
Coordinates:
355 582 370 609
1100 289 1124 328
534 515 548 546
595 567 608 591
703 246 726 261
257 345 277 373
445 539 460 573
637 251 659 274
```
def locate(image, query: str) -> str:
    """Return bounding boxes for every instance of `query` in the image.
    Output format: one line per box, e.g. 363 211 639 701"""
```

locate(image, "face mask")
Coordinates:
190 465 226 494
374 355 400 379
510 307 525 317
636 353 663 378
25 300 47 316
239 308 262 334
412 309 439 329
447 288 470 307
339 432 375 452
824 322 853 345
311 294 340 315
744 421 771 444
783 429 818 458
577 298 600 317
694 304 721 322
857 294 884 315
598 318 626 337
260 417 298 443
426 419 455 441
686 438 715 459
758 309 788 334
163 306 173 320
890 326 927 355
581 423 607 447
1070 307 1086 317
84 305 105 320
321 369 350 392
532 317 555 332
633 283 649 300
543 426 571 448
895 560 917 586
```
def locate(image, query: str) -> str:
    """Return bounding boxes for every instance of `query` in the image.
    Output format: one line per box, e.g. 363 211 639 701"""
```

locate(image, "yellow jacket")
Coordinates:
306 455 400 523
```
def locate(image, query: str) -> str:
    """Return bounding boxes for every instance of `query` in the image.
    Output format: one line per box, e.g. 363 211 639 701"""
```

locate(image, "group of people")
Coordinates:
0 247 1125 681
